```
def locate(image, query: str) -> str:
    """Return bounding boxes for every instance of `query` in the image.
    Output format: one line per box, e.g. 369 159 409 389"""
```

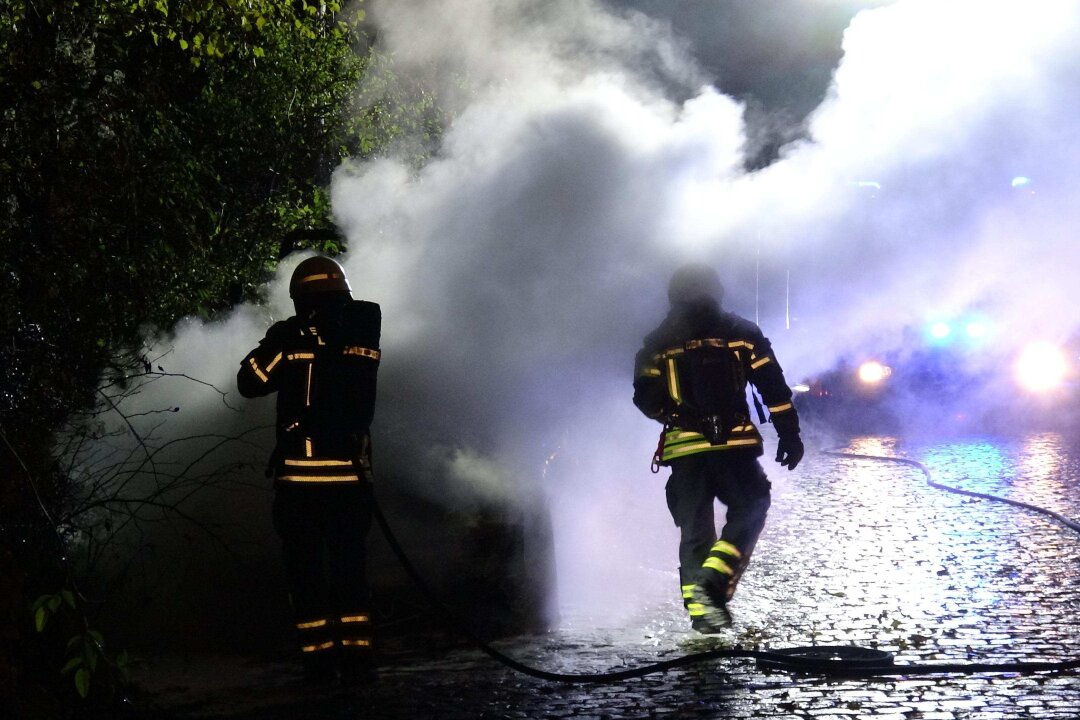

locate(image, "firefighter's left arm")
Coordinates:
743 327 804 469
633 345 672 422
743 329 800 437
236 319 297 398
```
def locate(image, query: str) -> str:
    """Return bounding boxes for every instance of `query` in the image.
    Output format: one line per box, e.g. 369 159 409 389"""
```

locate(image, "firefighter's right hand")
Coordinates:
775 433 804 470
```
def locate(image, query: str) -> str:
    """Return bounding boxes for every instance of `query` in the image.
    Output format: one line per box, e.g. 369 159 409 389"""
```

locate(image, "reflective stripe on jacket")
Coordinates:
238 301 381 483
634 303 798 462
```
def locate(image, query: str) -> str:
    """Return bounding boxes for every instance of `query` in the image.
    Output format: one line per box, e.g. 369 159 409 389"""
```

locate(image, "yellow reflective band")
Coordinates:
666 430 705 441
305 364 313 407
343 346 381 360
710 541 742 559
685 338 727 350
657 346 685 360
305 437 313 458
727 340 755 350
278 475 361 483
266 352 283 372
682 584 695 599
751 356 772 370
665 431 759 448
666 358 682 402
662 429 763 460
287 352 316 361
296 618 329 630
665 433 710 447
341 638 371 647
665 442 714 457
301 641 335 653
299 272 343 285
284 458 354 467
641 367 662 377
703 557 734 575
340 615 370 624
768 402 794 413
687 603 707 617
248 357 268 382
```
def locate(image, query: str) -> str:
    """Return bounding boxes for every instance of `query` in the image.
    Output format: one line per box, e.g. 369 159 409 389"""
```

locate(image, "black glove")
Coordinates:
775 433 804 470
266 316 303 342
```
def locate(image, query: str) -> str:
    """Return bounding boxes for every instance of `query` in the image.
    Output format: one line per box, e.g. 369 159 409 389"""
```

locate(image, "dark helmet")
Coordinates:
289 256 352 299
668 263 724 306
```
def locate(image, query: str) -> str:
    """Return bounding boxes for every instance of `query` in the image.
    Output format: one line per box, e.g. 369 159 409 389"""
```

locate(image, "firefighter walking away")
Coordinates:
633 263 803 634
238 256 381 683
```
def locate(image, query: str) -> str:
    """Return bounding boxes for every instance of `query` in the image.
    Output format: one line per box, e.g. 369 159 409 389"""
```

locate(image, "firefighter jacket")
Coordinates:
633 302 799 464
237 300 380 484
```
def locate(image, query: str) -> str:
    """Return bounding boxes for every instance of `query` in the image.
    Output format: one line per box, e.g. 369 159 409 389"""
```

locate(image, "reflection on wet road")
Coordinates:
366 431 1080 719
136 431 1080 718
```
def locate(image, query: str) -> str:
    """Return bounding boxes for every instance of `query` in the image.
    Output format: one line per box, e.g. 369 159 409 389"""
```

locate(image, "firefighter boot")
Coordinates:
339 648 378 686
688 540 742 633
337 611 377 685
295 616 338 685
688 580 731 634
301 645 338 685
680 567 726 633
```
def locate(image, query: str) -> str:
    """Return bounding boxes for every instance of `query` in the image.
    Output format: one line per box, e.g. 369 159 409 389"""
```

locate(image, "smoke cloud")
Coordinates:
90 0 1080 627
329 0 1080 612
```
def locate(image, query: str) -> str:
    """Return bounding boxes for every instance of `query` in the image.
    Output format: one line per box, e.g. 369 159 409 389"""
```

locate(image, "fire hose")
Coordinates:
366 446 1080 683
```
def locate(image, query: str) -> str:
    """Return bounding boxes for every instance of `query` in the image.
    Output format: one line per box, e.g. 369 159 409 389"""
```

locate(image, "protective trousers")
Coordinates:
665 451 771 608
272 483 374 676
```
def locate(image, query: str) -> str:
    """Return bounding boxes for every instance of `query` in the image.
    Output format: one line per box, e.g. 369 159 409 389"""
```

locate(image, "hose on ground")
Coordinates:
368 446 1080 682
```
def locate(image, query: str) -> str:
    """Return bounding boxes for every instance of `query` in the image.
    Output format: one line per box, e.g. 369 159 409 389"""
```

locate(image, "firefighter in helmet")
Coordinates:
633 263 803 634
237 255 381 682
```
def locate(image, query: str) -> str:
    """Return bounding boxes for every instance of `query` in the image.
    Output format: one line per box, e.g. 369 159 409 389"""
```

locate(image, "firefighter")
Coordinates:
237 255 381 683
633 263 803 634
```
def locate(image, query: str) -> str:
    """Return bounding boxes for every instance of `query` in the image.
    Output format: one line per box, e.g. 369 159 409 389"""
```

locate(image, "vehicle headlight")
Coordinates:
929 322 951 341
1015 342 1067 393
857 361 892 385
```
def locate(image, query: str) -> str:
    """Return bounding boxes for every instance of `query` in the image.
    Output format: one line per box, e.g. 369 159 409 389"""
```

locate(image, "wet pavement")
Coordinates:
129 431 1080 719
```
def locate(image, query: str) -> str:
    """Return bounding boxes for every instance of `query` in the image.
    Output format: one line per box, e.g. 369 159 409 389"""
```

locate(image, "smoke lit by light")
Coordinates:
857 360 891 385
965 321 988 339
929 322 952 340
84 0 1080 630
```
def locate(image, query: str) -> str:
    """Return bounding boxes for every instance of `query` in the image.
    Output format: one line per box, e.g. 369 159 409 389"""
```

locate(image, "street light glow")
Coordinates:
1015 342 1067 393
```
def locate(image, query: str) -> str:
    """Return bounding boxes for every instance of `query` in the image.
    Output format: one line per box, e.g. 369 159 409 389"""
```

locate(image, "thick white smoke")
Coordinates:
326 0 1080 615
91 0 1080 628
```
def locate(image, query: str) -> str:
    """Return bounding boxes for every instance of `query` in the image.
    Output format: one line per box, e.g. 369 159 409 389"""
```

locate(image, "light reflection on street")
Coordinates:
1019 432 1064 482
545 430 1079 676
726 431 1079 662
336 429 1080 720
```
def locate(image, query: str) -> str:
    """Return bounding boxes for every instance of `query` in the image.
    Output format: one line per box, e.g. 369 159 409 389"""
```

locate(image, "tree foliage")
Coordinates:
0 0 442 712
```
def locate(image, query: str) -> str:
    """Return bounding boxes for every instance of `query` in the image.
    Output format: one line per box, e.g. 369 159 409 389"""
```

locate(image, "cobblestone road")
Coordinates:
131 431 1080 719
